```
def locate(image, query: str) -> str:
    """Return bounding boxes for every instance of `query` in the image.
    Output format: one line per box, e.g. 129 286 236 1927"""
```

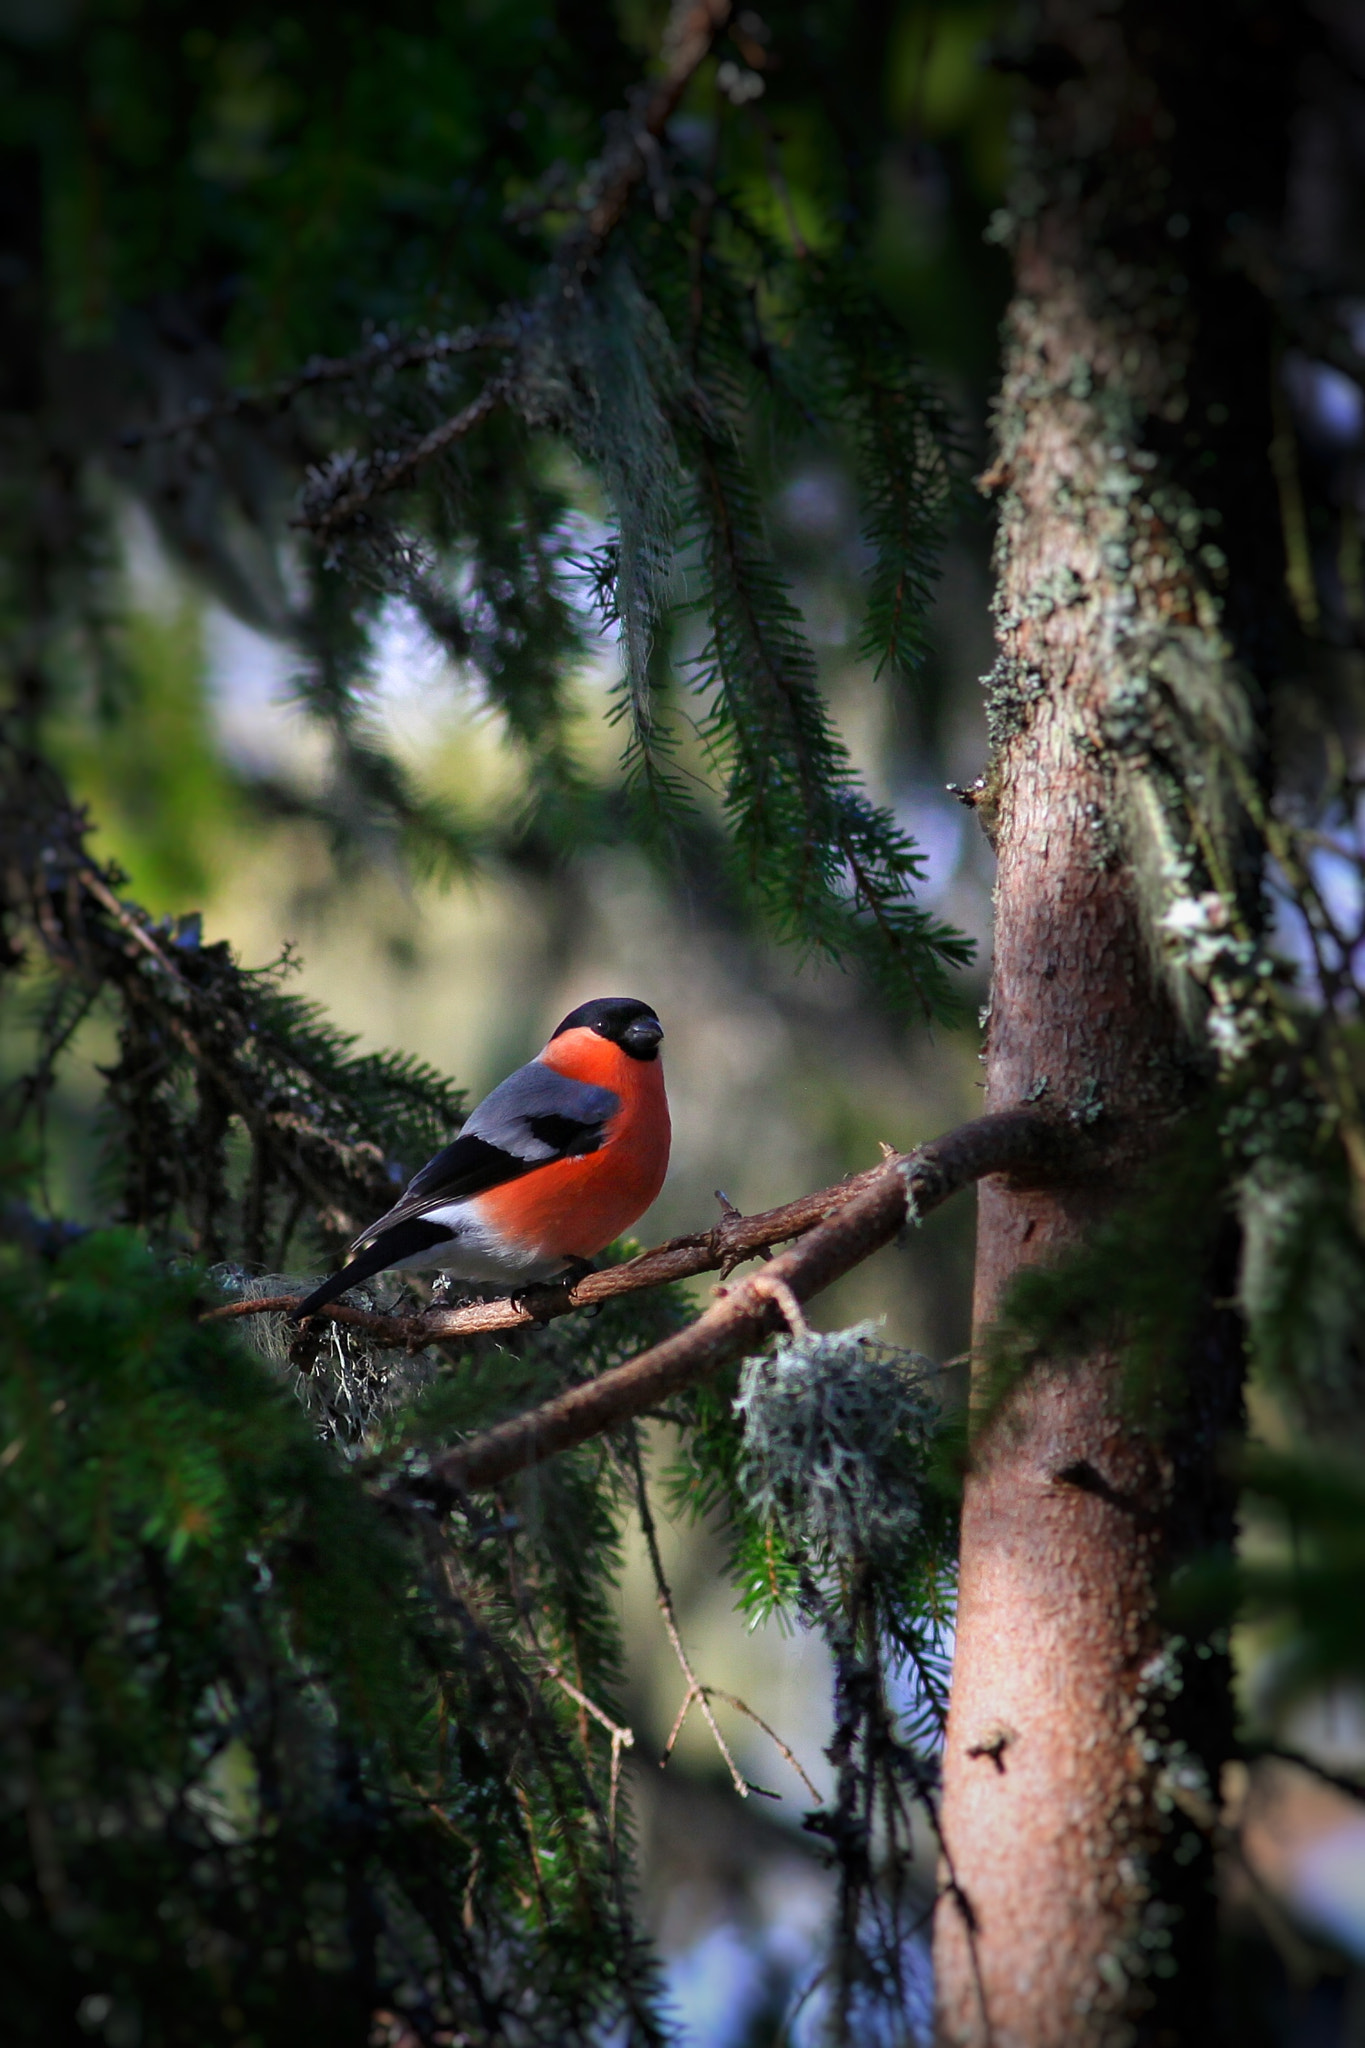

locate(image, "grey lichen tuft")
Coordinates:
982 647 1046 751
734 1322 937 1564
208 1265 437 1444
1157 890 1272 1065
1098 621 1266 1062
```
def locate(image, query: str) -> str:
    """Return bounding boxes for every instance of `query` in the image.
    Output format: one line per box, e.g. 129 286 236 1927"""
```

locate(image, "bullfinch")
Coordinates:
291 996 669 1320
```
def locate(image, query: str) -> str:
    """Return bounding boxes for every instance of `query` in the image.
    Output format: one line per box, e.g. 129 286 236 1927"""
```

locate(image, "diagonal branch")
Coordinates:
204 1108 1071 1344
304 376 514 537
118 322 515 451
203 1157 894 1336
414 1110 1071 1496
561 0 733 265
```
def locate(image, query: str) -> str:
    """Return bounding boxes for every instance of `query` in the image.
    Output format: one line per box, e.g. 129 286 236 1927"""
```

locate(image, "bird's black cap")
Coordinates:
551 996 663 1061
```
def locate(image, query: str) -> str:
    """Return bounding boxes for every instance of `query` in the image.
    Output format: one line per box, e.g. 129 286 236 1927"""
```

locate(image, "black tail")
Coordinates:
290 1241 395 1322
290 1217 456 1321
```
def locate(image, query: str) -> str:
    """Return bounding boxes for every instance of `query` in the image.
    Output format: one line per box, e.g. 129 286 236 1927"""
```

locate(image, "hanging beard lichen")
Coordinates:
730 1324 955 2046
735 1323 938 1568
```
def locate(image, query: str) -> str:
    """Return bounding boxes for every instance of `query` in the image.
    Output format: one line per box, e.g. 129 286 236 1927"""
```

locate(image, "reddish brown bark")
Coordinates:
932 4 1295 2042
935 703 1222 2044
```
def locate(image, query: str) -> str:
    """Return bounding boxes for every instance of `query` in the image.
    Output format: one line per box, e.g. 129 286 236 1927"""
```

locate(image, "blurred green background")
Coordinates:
0 8 1009 2021
13 3 1365 2038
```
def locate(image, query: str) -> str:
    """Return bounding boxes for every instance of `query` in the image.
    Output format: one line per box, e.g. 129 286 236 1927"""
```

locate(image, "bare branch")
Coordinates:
702 1686 822 1802
204 1159 893 1334
626 1431 762 1800
414 1110 1069 1496
205 1108 1070 1348
536 1658 636 1835
749 1273 809 1338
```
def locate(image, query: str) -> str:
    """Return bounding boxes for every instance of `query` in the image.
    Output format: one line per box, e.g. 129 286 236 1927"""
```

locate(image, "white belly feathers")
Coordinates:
379 1200 571 1285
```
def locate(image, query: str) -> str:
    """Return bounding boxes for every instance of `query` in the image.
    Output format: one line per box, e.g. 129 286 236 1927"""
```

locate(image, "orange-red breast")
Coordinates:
291 997 670 1319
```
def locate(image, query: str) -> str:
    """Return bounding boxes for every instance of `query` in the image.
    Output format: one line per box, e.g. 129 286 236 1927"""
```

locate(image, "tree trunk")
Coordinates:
933 5 1297 2042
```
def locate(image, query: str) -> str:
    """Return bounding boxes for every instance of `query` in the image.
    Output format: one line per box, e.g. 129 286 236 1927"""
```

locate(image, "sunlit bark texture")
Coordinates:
933 5 1297 2044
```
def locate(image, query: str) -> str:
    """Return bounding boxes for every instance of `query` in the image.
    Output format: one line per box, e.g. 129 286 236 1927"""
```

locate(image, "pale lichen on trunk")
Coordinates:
933 4 1295 2043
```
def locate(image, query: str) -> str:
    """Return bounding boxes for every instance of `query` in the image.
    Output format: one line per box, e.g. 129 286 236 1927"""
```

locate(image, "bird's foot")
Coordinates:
512 1259 595 1322
287 1318 326 1375
511 1282 564 1323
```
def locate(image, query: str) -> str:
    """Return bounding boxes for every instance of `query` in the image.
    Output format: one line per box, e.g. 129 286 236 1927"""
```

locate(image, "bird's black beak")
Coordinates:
621 1015 664 1056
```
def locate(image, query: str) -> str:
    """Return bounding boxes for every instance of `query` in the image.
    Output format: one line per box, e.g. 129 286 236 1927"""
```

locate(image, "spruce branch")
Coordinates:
2 746 463 1253
302 376 514 538
298 0 732 538
210 1109 1071 1347
687 432 971 1018
118 321 516 450
411 1111 1070 1497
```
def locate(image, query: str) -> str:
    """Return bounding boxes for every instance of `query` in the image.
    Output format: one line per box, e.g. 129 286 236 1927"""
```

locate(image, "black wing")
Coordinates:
363 1062 619 1245
290 1061 618 1319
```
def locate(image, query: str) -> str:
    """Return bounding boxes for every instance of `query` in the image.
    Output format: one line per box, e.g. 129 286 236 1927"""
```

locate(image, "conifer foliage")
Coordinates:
0 3 974 2040
6 1 1365 2041
0 1224 674 2047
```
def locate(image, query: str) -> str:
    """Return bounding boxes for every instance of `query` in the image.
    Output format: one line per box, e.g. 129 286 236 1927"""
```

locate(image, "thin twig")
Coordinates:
538 1660 636 1838
626 1430 759 1800
749 1273 809 1338
702 1687 821 1801
119 323 514 449
303 375 512 536
539 1661 634 1750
